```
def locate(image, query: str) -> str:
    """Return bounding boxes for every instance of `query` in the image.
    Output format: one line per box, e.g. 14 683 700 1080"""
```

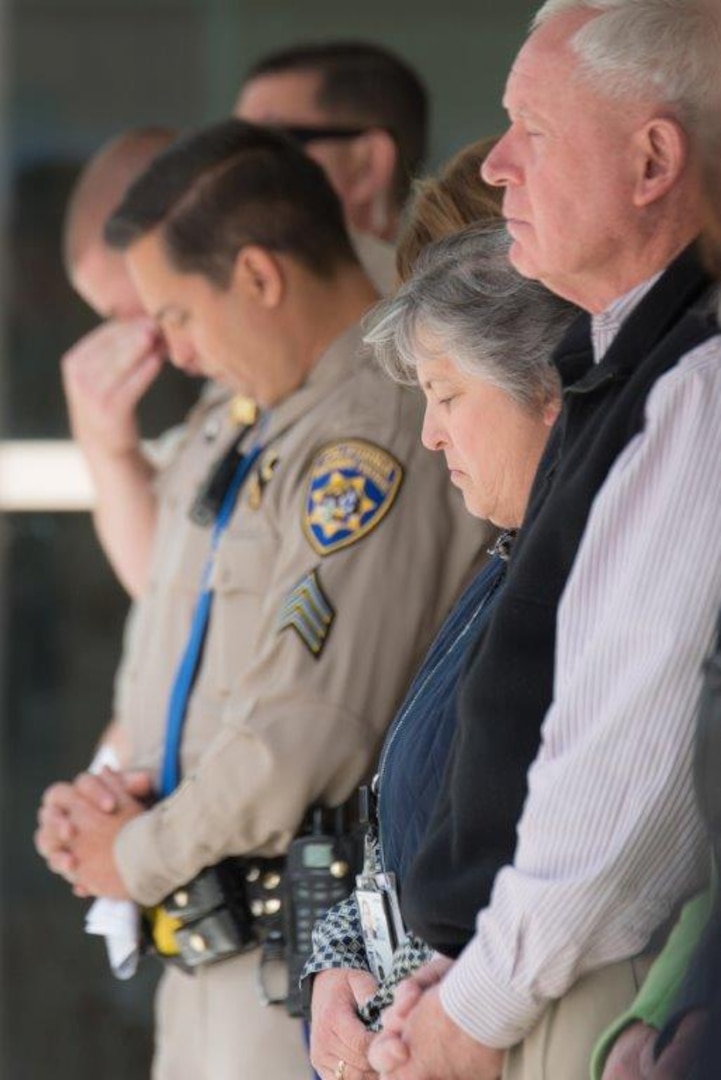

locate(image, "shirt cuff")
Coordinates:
114 806 178 907
439 939 546 1049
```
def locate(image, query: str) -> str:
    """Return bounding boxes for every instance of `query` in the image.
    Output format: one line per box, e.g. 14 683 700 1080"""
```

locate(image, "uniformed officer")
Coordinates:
58 108 403 756
36 121 487 1080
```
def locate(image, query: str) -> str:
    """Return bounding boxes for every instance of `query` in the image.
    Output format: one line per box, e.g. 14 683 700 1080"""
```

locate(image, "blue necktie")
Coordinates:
159 443 263 798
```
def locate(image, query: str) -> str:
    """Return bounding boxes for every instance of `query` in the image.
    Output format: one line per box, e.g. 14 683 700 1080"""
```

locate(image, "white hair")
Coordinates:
532 0 721 136
364 223 575 412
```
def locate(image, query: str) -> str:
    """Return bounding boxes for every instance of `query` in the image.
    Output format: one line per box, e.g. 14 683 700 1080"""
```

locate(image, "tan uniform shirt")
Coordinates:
112 379 235 771
114 324 489 907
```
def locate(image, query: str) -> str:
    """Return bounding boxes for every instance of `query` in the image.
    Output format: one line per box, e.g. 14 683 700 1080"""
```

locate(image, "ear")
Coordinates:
232 245 284 309
348 128 398 209
541 395 561 427
632 117 688 208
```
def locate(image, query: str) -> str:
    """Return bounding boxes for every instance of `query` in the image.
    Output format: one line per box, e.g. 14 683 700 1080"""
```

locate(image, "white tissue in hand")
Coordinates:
83 743 142 979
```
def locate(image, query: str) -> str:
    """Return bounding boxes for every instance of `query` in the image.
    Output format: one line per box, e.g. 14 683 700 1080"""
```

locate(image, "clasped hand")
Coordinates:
367 956 504 1080
34 767 153 899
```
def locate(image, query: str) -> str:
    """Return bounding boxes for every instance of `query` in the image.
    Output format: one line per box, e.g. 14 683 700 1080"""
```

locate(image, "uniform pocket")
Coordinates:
199 533 276 698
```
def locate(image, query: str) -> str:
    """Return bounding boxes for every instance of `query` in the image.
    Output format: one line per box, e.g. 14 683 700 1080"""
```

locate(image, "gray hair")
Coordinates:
532 0 721 136
364 223 576 412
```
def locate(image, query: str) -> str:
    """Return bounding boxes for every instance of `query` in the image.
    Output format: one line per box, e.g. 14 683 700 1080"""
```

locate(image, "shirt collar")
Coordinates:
591 272 664 364
259 322 365 447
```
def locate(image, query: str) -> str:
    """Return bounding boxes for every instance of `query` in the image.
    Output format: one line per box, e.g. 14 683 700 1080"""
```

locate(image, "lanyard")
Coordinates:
159 437 265 799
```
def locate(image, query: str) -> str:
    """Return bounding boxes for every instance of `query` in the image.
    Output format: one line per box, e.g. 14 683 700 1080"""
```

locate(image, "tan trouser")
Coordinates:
152 950 309 1080
502 955 655 1080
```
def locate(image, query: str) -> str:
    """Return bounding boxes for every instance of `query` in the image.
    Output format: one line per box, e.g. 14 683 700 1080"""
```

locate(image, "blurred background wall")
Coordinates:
1 1 536 1075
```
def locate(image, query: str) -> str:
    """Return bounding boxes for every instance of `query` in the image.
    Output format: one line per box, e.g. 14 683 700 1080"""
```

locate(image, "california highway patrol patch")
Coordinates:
303 440 404 556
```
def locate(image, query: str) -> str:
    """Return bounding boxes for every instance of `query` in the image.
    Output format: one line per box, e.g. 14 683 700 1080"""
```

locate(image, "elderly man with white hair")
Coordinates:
367 2 721 1080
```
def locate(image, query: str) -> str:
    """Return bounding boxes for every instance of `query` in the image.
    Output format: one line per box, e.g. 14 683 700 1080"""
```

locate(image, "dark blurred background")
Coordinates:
0 1 536 1076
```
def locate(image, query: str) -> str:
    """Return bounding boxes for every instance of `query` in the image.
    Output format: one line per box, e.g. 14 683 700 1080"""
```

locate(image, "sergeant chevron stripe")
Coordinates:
278 569 335 658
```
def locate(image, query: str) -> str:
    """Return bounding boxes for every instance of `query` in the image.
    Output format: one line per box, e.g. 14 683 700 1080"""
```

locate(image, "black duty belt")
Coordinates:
145 802 362 1017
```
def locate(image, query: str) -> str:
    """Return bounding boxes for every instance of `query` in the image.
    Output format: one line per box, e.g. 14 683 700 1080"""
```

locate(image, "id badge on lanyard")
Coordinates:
355 868 405 983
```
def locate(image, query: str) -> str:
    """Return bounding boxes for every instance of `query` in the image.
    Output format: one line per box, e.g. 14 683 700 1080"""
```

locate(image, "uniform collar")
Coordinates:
252 323 365 449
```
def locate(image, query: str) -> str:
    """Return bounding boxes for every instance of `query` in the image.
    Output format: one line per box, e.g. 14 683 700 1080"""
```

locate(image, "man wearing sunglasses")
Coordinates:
235 41 428 261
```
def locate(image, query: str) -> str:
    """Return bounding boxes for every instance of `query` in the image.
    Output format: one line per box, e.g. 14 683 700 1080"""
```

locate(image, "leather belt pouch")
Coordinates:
157 859 257 971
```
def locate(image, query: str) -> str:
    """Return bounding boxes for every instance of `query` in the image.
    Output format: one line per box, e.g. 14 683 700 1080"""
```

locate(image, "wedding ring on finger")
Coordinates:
334 1061 346 1080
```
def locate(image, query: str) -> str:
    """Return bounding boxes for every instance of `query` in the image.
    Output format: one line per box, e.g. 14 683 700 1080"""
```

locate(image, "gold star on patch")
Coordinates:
308 472 378 540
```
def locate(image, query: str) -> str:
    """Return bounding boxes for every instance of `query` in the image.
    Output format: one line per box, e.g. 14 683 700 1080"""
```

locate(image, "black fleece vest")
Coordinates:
402 245 718 956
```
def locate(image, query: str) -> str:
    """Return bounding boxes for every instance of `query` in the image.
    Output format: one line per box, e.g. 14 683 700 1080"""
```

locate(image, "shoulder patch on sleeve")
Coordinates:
303 439 404 556
278 569 335 658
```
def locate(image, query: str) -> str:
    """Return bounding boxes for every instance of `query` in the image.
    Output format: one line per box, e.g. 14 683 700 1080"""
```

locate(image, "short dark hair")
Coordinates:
244 42 428 206
105 119 358 287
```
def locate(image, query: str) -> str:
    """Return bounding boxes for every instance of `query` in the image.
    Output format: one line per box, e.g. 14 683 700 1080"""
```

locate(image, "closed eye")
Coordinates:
155 304 190 330
164 311 190 330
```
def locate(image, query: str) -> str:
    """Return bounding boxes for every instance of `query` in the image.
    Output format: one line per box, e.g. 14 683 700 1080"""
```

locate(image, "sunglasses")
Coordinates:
272 124 385 147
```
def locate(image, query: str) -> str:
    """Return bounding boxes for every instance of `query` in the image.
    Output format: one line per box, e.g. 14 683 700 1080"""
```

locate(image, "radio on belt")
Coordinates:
282 806 359 1016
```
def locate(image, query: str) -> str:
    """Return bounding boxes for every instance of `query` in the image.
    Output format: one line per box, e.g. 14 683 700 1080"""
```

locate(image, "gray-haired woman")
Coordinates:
304 222 577 1080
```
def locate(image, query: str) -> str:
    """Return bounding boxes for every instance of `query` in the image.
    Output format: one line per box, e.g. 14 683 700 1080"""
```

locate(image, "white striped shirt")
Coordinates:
591 273 662 362
440 291 721 1048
